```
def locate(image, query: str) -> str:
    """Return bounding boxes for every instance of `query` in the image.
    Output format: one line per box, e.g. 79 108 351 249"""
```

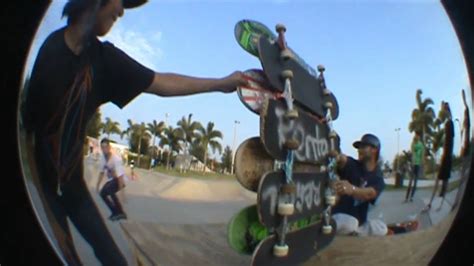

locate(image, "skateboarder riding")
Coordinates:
330 134 387 236
96 138 128 221
22 0 247 264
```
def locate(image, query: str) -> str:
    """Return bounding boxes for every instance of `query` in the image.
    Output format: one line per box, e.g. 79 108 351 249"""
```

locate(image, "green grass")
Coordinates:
152 165 235 180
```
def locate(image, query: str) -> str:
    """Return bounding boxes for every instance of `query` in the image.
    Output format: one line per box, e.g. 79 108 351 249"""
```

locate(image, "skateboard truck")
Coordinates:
325 156 338 207
281 70 298 119
322 206 333 235
276 23 293 61
317 65 331 96
273 147 297 257
324 97 339 210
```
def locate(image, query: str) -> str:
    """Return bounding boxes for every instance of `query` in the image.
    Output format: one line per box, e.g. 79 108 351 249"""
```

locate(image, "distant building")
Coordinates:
174 154 213 173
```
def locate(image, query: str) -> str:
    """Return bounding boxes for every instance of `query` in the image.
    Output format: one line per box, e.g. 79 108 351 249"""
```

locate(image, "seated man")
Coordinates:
331 134 387 236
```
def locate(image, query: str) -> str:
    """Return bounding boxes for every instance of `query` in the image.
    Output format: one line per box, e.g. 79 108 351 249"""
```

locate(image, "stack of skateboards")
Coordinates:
228 19 341 266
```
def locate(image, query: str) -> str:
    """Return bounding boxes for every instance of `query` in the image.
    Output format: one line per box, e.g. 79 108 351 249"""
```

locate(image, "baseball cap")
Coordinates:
353 134 381 150
123 0 148 9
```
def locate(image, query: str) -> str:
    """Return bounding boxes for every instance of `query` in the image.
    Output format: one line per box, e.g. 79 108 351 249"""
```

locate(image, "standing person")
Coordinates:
21 0 247 264
424 102 455 211
461 89 471 158
452 89 471 210
331 134 387 236
96 138 127 221
405 131 424 202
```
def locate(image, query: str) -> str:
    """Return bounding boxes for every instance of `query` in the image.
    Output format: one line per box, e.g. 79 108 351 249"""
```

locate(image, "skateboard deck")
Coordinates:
234 19 275 58
235 137 319 192
258 35 339 120
251 219 337 266
387 220 420 235
260 98 340 164
234 19 318 77
237 69 281 115
228 204 323 256
257 171 328 228
227 204 263 255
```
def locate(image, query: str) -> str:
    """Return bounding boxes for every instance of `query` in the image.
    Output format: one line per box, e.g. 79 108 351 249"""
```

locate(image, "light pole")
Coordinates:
395 128 401 171
164 113 169 127
231 120 240 175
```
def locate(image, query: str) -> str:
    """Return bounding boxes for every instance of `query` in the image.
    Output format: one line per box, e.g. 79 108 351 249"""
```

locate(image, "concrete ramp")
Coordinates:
120 222 250 266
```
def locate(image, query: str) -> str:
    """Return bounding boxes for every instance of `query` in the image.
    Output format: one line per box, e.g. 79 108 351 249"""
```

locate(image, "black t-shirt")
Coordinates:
23 27 154 190
332 157 385 225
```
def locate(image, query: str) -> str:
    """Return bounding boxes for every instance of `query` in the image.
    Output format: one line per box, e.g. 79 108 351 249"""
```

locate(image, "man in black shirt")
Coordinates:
424 102 455 211
22 0 247 265
331 134 386 236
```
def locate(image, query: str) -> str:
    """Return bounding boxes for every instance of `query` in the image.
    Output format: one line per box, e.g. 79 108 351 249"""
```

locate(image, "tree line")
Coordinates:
86 112 233 173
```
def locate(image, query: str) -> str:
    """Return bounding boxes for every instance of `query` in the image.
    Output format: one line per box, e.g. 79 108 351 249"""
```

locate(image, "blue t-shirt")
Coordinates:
332 157 385 225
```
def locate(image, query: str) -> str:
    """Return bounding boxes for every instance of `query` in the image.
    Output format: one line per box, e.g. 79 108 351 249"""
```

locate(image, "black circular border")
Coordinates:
1 0 472 265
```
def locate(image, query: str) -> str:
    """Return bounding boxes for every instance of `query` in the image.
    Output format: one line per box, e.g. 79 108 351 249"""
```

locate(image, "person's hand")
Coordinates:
328 149 339 158
219 71 248 93
117 176 126 189
334 180 355 196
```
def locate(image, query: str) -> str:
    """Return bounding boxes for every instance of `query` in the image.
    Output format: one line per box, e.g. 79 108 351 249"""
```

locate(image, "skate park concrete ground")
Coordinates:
25 155 467 265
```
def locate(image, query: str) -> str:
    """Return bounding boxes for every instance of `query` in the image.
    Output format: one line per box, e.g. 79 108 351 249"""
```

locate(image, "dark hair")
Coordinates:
444 102 452 115
62 0 110 25
100 138 110 145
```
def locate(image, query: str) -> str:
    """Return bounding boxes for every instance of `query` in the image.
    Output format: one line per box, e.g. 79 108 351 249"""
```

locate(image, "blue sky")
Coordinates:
24 0 471 164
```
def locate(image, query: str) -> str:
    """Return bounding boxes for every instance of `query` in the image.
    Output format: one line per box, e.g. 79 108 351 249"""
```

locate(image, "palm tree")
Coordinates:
147 120 165 150
135 122 151 166
126 121 151 167
177 113 203 156
159 125 183 169
146 120 165 169
121 119 134 140
195 122 223 171
408 89 436 144
101 117 121 139
221 146 233 174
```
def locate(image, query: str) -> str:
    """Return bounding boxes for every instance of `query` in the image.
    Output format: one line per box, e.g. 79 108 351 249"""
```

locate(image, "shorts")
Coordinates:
332 213 387 236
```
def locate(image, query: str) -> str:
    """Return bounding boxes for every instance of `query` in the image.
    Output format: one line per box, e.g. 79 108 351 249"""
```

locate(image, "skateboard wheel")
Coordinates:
283 139 300 150
280 184 296 194
323 88 331 96
324 102 333 109
281 70 294 79
275 23 287 33
317 64 325 72
322 225 333 234
273 244 289 257
278 203 295 216
320 165 327 173
326 195 336 206
280 49 293 60
285 109 299 120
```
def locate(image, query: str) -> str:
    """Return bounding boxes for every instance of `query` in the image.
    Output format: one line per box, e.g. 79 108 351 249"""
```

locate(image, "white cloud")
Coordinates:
101 25 163 70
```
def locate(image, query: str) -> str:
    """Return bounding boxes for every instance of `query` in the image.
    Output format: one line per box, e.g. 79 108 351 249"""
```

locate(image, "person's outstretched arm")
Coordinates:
145 71 246 96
